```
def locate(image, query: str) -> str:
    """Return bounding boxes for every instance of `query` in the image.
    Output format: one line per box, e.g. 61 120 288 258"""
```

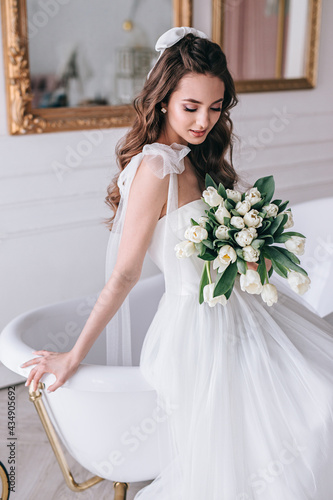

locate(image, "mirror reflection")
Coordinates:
221 0 310 81
27 0 172 108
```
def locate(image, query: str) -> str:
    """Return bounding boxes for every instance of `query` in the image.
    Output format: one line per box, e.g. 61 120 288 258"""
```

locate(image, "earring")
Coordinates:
161 107 167 114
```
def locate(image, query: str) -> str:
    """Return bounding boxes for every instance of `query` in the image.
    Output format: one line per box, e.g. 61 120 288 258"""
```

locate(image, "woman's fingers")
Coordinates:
20 356 44 368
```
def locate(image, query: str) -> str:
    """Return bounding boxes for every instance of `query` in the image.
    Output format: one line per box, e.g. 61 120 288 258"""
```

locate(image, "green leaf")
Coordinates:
274 246 300 264
257 255 267 285
278 201 289 213
268 265 273 277
226 197 236 208
224 199 234 211
197 249 217 261
206 211 219 224
259 234 274 245
271 199 282 206
259 220 272 234
236 248 244 258
274 231 306 243
271 258 289 278
270 214 286 235
230 209 241 216
228 228 239 241
252 199 266 210
205 174 217 189
190 218 199 226
217 183 227 199
202 239 214 249
263 246 308 276
253 175 275 204
223 217 231 226
213 262 238 297
214 239 230 247
251 238 266 250
236 258 247 274
224 285 234 300
274 214 289 238
199 262 210 304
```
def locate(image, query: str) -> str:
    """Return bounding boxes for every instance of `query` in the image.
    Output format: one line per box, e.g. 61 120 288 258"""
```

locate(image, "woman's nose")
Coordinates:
195 110 209 130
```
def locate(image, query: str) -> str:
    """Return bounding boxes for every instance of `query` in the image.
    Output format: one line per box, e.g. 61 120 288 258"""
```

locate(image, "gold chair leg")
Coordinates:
113 481 129 500
0 461 10 500
28 382 105 492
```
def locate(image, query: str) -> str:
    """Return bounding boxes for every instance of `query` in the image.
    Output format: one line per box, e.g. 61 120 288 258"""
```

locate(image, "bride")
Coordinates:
21 27 333 499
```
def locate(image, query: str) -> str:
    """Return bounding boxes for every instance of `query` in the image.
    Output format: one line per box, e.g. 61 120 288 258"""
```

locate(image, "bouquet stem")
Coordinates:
205 261 212 284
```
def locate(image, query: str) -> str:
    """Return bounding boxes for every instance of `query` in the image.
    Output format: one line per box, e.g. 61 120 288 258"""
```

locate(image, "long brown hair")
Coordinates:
105 33 238 229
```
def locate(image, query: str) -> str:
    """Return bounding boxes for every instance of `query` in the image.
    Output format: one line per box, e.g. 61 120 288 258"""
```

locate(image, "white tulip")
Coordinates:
215 204 231 224
261 283 278 306
202 186 223 207
245 187 262 206
242 245 260 262
281 210 294 229
215 225 230 240
226 189 242 203
198 216 209 227
287 271 311 295
203 283 227 307
243 209 263 228
213 244 237 273
285 236 305 256
240 269 263 294
247 227 258 239
263 203 279 218
235 199 251 216
234 228 256 247
174 240 196 258
184 225 208 243
230 216 245 229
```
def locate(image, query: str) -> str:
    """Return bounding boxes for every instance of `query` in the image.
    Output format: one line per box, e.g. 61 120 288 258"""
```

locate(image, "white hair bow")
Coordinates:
147 26 209 79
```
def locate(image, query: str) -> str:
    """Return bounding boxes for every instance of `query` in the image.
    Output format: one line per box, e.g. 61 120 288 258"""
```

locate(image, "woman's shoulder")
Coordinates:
140 142 191 179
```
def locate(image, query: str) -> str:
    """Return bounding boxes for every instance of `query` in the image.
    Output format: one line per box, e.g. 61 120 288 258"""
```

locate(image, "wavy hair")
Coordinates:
105 33 239 229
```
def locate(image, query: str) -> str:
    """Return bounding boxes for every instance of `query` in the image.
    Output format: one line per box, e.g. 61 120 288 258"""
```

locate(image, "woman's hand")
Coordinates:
20 350 80 393
247 258 272 272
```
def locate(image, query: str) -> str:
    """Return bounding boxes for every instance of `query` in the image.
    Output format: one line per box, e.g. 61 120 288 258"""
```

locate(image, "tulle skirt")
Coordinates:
135 276 333 500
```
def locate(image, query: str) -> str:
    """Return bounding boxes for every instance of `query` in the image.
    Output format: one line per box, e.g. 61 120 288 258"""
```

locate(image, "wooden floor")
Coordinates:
0 383 153 500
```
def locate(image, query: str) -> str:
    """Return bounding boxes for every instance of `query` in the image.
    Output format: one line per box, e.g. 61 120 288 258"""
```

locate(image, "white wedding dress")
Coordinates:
108 143 333 500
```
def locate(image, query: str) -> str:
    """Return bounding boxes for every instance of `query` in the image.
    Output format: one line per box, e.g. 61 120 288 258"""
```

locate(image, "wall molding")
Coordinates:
0 217 107 241
0 189 106 209
233 108 333 123
0 158 115 180
239 154 333 173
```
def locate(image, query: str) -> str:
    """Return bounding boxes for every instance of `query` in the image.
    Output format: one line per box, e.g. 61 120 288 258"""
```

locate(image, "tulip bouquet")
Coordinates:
174 175 311 307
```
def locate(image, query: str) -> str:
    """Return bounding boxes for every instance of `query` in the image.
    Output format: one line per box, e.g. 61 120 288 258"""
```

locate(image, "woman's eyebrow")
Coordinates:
182 98 224 104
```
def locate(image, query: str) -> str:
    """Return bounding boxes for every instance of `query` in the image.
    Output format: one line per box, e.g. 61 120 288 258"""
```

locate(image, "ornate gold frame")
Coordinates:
212 0 322 93
1 0 192 135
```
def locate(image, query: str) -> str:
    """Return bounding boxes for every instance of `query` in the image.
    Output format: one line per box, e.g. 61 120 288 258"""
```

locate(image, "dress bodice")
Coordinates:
147 198 208 296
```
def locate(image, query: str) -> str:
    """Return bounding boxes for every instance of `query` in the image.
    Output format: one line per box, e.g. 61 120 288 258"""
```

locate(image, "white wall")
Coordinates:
0 0 333 336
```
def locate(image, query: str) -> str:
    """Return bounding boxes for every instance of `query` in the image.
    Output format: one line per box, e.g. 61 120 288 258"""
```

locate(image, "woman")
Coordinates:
21 27 333 499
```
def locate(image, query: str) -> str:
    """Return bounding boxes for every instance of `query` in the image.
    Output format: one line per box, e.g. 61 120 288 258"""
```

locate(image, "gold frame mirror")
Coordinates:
212 0 322 93
1 0 192 135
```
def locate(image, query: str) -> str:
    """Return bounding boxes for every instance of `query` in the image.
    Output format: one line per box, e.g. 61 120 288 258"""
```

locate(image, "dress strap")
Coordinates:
141 142 191 179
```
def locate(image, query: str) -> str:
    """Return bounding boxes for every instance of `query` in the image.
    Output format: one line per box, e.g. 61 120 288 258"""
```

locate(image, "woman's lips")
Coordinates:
190 129 207 137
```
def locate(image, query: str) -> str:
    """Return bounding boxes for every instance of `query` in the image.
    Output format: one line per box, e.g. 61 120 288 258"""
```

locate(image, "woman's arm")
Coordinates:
21 158 169 392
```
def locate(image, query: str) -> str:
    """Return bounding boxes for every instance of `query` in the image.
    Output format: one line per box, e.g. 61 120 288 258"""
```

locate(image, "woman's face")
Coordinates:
160 72 225 146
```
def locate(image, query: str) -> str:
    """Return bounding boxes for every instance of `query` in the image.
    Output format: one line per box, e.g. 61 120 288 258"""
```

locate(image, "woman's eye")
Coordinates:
211 107 222 112
184 107 196 112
